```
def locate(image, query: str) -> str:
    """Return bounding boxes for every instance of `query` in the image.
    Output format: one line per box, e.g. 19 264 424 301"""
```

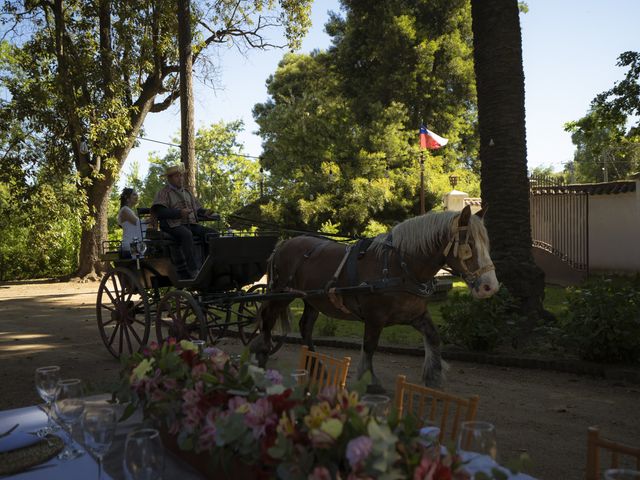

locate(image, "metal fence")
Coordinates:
529 176 589 271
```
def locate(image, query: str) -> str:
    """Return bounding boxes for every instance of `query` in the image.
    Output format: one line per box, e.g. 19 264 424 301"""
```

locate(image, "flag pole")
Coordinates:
420 151 425 215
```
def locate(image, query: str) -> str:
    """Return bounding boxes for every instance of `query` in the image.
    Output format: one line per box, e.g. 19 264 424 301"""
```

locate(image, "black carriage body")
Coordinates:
97 227 281 359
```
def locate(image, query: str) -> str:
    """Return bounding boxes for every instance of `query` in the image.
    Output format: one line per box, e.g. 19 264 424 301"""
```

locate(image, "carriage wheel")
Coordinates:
96 267 151 359
237 284 285 354
202 307 230 345
155 290 207 343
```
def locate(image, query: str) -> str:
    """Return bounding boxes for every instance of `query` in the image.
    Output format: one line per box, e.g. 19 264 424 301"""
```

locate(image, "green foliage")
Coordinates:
565 51 640 182
123 121 260 224
440 289 522 352
1 0 311 274
317 318 338 337
593 51 640 131
564 106 639 182
561 278 640 363
254 0 480 234
0 172 82 280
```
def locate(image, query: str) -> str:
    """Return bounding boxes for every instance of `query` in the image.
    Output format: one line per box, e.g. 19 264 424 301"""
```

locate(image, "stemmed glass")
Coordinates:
191 339 206 355
290 369 308 387
123 428 164 480
82 405 117 480
54 378 85 460
34 365 61 436
361 394 391 423
457 421 498 461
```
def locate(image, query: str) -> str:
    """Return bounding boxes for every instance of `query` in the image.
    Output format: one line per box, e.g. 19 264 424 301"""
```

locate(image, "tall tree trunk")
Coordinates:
178 0 196 193
77 178 112 277
470 0 546 335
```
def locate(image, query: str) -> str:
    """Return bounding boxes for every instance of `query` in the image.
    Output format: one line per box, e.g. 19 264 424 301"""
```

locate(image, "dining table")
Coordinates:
0 395 537 479
0 396 203 480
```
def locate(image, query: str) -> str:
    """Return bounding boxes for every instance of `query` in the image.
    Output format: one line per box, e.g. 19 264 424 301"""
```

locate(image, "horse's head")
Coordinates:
443 206 499 299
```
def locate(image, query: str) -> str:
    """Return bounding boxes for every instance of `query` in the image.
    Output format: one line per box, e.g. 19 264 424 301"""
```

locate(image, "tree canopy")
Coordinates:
253 0 480 235
564 51 640 182
0 0 312 276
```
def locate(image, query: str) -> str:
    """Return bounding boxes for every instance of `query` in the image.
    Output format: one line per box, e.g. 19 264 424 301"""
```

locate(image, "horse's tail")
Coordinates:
277 303 292 335
266 238 288 291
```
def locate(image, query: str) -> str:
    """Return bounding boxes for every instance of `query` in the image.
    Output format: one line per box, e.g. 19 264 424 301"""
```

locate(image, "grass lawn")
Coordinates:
286 280 569 347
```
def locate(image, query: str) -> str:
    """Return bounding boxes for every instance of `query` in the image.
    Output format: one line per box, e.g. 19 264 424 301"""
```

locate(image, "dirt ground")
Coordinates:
1 280 638 480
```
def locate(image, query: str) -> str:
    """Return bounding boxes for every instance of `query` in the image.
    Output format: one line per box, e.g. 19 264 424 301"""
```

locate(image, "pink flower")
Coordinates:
181 382 206 433
162 377 177 390
318 386 338 403
197 408 218 452
168 419 181 436
265 369 283 385
191 362 207 378
346 436 373 469
308 466 332 480
245 397 277 438
228 396 248 411
413 455 438 480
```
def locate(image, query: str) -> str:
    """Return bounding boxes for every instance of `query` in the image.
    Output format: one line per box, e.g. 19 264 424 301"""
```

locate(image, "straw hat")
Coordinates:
165 164 185 177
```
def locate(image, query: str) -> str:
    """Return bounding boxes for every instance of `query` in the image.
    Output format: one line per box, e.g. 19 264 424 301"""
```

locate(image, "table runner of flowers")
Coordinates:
117 339 507 480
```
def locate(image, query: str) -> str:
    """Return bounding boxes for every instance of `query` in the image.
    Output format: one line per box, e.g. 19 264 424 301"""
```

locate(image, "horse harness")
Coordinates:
442 218 495 290
323 236 439 316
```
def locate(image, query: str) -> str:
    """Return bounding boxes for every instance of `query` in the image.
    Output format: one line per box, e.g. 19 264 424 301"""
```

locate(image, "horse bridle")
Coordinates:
442 217 495 289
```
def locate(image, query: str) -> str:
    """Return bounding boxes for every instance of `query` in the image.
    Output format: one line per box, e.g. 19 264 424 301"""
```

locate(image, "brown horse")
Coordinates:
252 206 499 389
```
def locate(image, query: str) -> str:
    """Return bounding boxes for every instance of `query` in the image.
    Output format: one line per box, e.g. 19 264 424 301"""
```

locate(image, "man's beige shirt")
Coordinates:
152 184 202 228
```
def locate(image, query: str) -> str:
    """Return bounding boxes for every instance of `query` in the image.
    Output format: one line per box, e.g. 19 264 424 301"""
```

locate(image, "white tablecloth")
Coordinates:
0 405 111 479
461 451 536 479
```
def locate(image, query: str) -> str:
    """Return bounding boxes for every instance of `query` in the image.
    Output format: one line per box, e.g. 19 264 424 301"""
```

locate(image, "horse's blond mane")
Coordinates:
371 210 490 258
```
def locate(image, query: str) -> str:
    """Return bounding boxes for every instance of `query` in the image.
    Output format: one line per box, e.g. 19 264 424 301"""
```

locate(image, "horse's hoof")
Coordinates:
365 384 387 395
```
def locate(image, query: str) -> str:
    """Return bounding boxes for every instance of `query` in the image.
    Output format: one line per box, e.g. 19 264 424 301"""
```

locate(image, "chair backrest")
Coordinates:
586 426 640 480
394 374 479 443
298 345 351 391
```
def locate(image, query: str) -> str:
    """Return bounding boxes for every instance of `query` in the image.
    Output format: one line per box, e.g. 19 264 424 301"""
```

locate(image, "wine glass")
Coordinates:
123 428 164 480
35 365 61 436
82 405 117 480
361 394 391 423
290 369 308 387
457 421 498 461
605 470 640 480
54 378 85 460
191 339 206 355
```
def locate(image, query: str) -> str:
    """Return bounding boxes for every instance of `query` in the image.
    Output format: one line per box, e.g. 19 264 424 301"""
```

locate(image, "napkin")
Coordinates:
0 409 48 453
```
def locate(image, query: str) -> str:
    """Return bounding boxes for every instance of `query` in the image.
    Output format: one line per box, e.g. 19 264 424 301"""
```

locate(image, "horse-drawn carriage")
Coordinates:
97 208 287 359
97 205 499 389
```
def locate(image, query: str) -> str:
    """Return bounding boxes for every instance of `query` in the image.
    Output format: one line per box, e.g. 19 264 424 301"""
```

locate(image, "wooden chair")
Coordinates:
586 426 640 480
298 345 351 391
394 374 479 443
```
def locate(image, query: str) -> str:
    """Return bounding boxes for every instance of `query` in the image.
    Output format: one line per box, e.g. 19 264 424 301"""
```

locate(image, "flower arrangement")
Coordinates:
118 339 472 480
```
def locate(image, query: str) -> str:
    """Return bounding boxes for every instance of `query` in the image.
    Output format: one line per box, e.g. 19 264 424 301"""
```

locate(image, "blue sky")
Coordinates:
125 0 640 180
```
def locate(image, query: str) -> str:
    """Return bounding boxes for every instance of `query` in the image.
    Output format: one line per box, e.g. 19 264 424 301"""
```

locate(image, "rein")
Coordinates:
442 217 495 289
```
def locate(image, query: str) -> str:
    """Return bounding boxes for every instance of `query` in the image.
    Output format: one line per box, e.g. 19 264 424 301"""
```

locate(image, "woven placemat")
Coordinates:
0 435 63 476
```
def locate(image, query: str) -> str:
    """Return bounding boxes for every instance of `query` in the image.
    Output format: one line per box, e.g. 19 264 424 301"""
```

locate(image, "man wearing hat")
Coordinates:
152 164 217 279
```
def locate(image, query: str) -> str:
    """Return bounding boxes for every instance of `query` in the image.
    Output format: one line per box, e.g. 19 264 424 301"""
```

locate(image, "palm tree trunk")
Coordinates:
470 0 546 334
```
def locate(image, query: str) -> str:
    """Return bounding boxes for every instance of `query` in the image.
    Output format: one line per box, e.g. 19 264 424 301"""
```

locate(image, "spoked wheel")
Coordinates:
237 284 285 354
202 307 230 345
156 290 207 343
96 267 151 359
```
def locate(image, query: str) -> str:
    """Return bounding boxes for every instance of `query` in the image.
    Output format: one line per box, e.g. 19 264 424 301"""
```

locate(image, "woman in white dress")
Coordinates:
117 188 141 257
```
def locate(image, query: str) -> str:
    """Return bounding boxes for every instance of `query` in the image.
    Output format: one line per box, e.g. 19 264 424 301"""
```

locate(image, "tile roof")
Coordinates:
530 180 637 195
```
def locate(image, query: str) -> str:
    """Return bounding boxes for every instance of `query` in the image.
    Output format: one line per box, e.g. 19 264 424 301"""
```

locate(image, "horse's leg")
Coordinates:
411 309 445 388
251 299 288 367
357 320 385 393
299 301 319 351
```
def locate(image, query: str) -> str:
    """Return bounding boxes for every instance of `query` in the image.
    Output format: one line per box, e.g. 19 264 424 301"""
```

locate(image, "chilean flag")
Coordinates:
419 125 448 150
